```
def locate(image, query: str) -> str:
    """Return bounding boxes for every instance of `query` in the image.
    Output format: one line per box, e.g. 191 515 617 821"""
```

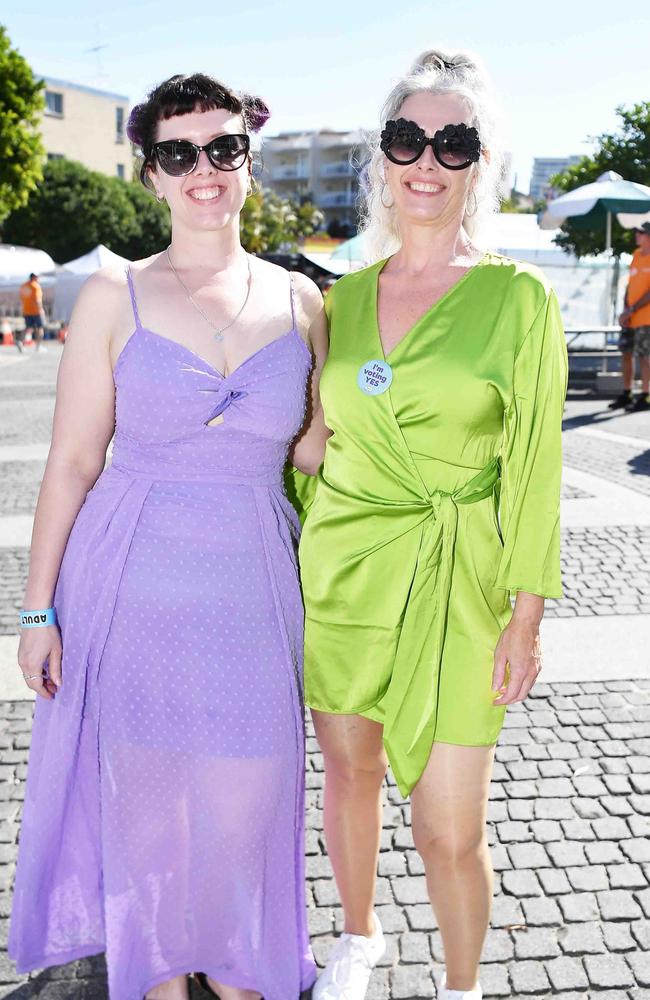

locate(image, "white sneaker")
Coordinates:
313 912 386 1000
438 970 482 999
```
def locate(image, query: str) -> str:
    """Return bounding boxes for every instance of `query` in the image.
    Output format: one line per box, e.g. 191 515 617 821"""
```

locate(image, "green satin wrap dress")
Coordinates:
290 252 567 797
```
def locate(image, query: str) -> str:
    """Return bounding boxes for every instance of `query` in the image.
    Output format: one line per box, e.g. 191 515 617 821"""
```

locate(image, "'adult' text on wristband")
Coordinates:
20 608 57 628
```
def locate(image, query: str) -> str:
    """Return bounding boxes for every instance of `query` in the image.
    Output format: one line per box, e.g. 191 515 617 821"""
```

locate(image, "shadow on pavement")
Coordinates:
628 447 650 478
562 406 628 431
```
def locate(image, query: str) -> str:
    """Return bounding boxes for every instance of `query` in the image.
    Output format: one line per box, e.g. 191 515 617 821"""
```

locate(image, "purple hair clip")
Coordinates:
242 94 271 133
126 103 146 146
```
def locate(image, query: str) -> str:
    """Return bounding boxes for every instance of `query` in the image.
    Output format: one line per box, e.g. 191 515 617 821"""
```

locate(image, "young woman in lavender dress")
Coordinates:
9 73 328 1000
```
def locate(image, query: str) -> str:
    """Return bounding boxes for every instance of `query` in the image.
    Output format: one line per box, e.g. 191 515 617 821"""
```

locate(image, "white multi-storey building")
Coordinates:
261 129 368 231
530 156 581 202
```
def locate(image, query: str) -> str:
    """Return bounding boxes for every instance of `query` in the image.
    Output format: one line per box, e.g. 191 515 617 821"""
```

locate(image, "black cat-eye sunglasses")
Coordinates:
152 134 251 176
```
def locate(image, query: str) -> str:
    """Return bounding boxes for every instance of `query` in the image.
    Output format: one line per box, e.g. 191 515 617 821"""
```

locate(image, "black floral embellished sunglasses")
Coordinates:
152 134 250 176
380 118 481 171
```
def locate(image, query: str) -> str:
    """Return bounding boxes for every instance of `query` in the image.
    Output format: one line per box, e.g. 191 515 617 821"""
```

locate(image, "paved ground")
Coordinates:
0 344 649 999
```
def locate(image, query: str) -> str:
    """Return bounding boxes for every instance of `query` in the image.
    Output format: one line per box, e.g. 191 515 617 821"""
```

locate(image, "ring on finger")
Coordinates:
24 673 42 681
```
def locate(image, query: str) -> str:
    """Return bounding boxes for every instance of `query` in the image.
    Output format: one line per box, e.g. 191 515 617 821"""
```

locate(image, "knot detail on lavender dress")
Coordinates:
180 362 249 425
204 387 249 423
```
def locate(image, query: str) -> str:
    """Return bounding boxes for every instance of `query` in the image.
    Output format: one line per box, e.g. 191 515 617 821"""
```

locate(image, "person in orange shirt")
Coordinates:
18 273 46 354
610 224 650 411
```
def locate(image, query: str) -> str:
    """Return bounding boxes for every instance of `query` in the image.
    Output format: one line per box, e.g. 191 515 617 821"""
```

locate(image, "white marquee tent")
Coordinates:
0 244 57 316
53 244 130 323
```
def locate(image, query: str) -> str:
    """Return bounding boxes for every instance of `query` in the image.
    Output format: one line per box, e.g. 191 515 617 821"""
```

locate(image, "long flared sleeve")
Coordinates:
495 287 568 598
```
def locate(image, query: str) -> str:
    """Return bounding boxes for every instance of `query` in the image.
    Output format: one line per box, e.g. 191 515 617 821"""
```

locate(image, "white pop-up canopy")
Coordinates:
0 243 56 285
0 244 57 317
53 244 130 322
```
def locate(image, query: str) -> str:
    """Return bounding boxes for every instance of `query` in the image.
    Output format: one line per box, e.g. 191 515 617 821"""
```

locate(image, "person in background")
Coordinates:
609 223 650 412
18 273 47 353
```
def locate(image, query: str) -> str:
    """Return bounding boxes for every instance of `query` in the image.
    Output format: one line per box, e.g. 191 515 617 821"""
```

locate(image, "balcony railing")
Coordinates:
321 161 355 178
318 191 357 208
272 165 309 180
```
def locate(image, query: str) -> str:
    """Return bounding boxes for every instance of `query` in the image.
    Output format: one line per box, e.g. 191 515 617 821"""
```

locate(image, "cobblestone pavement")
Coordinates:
0 397 57 449
0 465 45 518
545 526 650 618
562 397 650 497
0 552 29 635
562 435 650 498
560 485 593 501
1 683 650 999
1 350 650 998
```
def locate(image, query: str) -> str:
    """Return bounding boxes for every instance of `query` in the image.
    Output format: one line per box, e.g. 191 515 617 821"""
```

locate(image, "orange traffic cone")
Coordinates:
0 320 14 346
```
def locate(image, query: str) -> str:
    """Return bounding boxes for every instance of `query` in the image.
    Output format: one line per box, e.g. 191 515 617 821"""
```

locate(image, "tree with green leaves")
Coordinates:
3 158 171 261
0 25 45 226
550 103 650 258
4 156 321 262
3 158 139 261
240 188 323 254
120 183 171 259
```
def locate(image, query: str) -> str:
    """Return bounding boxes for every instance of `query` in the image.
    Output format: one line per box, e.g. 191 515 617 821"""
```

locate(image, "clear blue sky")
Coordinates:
4 0 648 193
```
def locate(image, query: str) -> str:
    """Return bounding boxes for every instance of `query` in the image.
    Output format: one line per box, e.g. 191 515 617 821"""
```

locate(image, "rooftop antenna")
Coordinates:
86 42 108 81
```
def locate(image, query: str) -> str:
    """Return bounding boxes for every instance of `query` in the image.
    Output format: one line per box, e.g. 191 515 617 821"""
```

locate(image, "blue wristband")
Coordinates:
20 608 57 628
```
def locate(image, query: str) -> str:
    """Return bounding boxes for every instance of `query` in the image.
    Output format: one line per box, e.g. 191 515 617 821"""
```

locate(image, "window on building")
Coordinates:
116 164 125 180
45 91 64 117
116 107 125 143
47 152 64 161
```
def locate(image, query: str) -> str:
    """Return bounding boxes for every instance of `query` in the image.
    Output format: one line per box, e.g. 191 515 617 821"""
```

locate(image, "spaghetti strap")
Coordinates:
125 267 141 329
289 272 297 331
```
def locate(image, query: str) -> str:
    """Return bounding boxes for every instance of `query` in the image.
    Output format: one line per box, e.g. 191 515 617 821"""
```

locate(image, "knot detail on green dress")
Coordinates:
383 457 501 796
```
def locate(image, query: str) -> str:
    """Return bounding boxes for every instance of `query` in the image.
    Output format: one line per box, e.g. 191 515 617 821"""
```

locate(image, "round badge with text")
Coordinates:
357 359 393 396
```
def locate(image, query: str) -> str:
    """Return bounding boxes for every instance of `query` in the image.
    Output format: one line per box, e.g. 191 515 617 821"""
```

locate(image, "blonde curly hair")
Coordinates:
358 48 505 262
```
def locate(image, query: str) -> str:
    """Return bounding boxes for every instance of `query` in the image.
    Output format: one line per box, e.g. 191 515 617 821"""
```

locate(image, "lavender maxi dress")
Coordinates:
9 271 317 1000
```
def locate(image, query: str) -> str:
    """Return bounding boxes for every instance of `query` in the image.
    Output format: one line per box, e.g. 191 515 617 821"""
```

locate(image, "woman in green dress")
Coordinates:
291 49 567 1000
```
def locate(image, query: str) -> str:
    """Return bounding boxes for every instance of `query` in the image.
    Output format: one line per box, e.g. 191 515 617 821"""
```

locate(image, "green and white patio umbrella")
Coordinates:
540 171 650 248
617 210 650 230
539 171 650 320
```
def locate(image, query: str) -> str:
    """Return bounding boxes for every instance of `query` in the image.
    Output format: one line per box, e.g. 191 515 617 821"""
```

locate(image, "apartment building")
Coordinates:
40 77 132 180
530 156 581 202
261 129 368 231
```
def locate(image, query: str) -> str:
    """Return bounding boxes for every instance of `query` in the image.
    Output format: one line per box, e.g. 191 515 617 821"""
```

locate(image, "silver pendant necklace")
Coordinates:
165 247 252 342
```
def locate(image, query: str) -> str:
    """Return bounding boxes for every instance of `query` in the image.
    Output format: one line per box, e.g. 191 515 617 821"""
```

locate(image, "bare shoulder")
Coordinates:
290 271 327 358
248 254 288 289
77 263 129 310
127 252 164 278
65 263 135 356
290 270 324 324
248 255 324 327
